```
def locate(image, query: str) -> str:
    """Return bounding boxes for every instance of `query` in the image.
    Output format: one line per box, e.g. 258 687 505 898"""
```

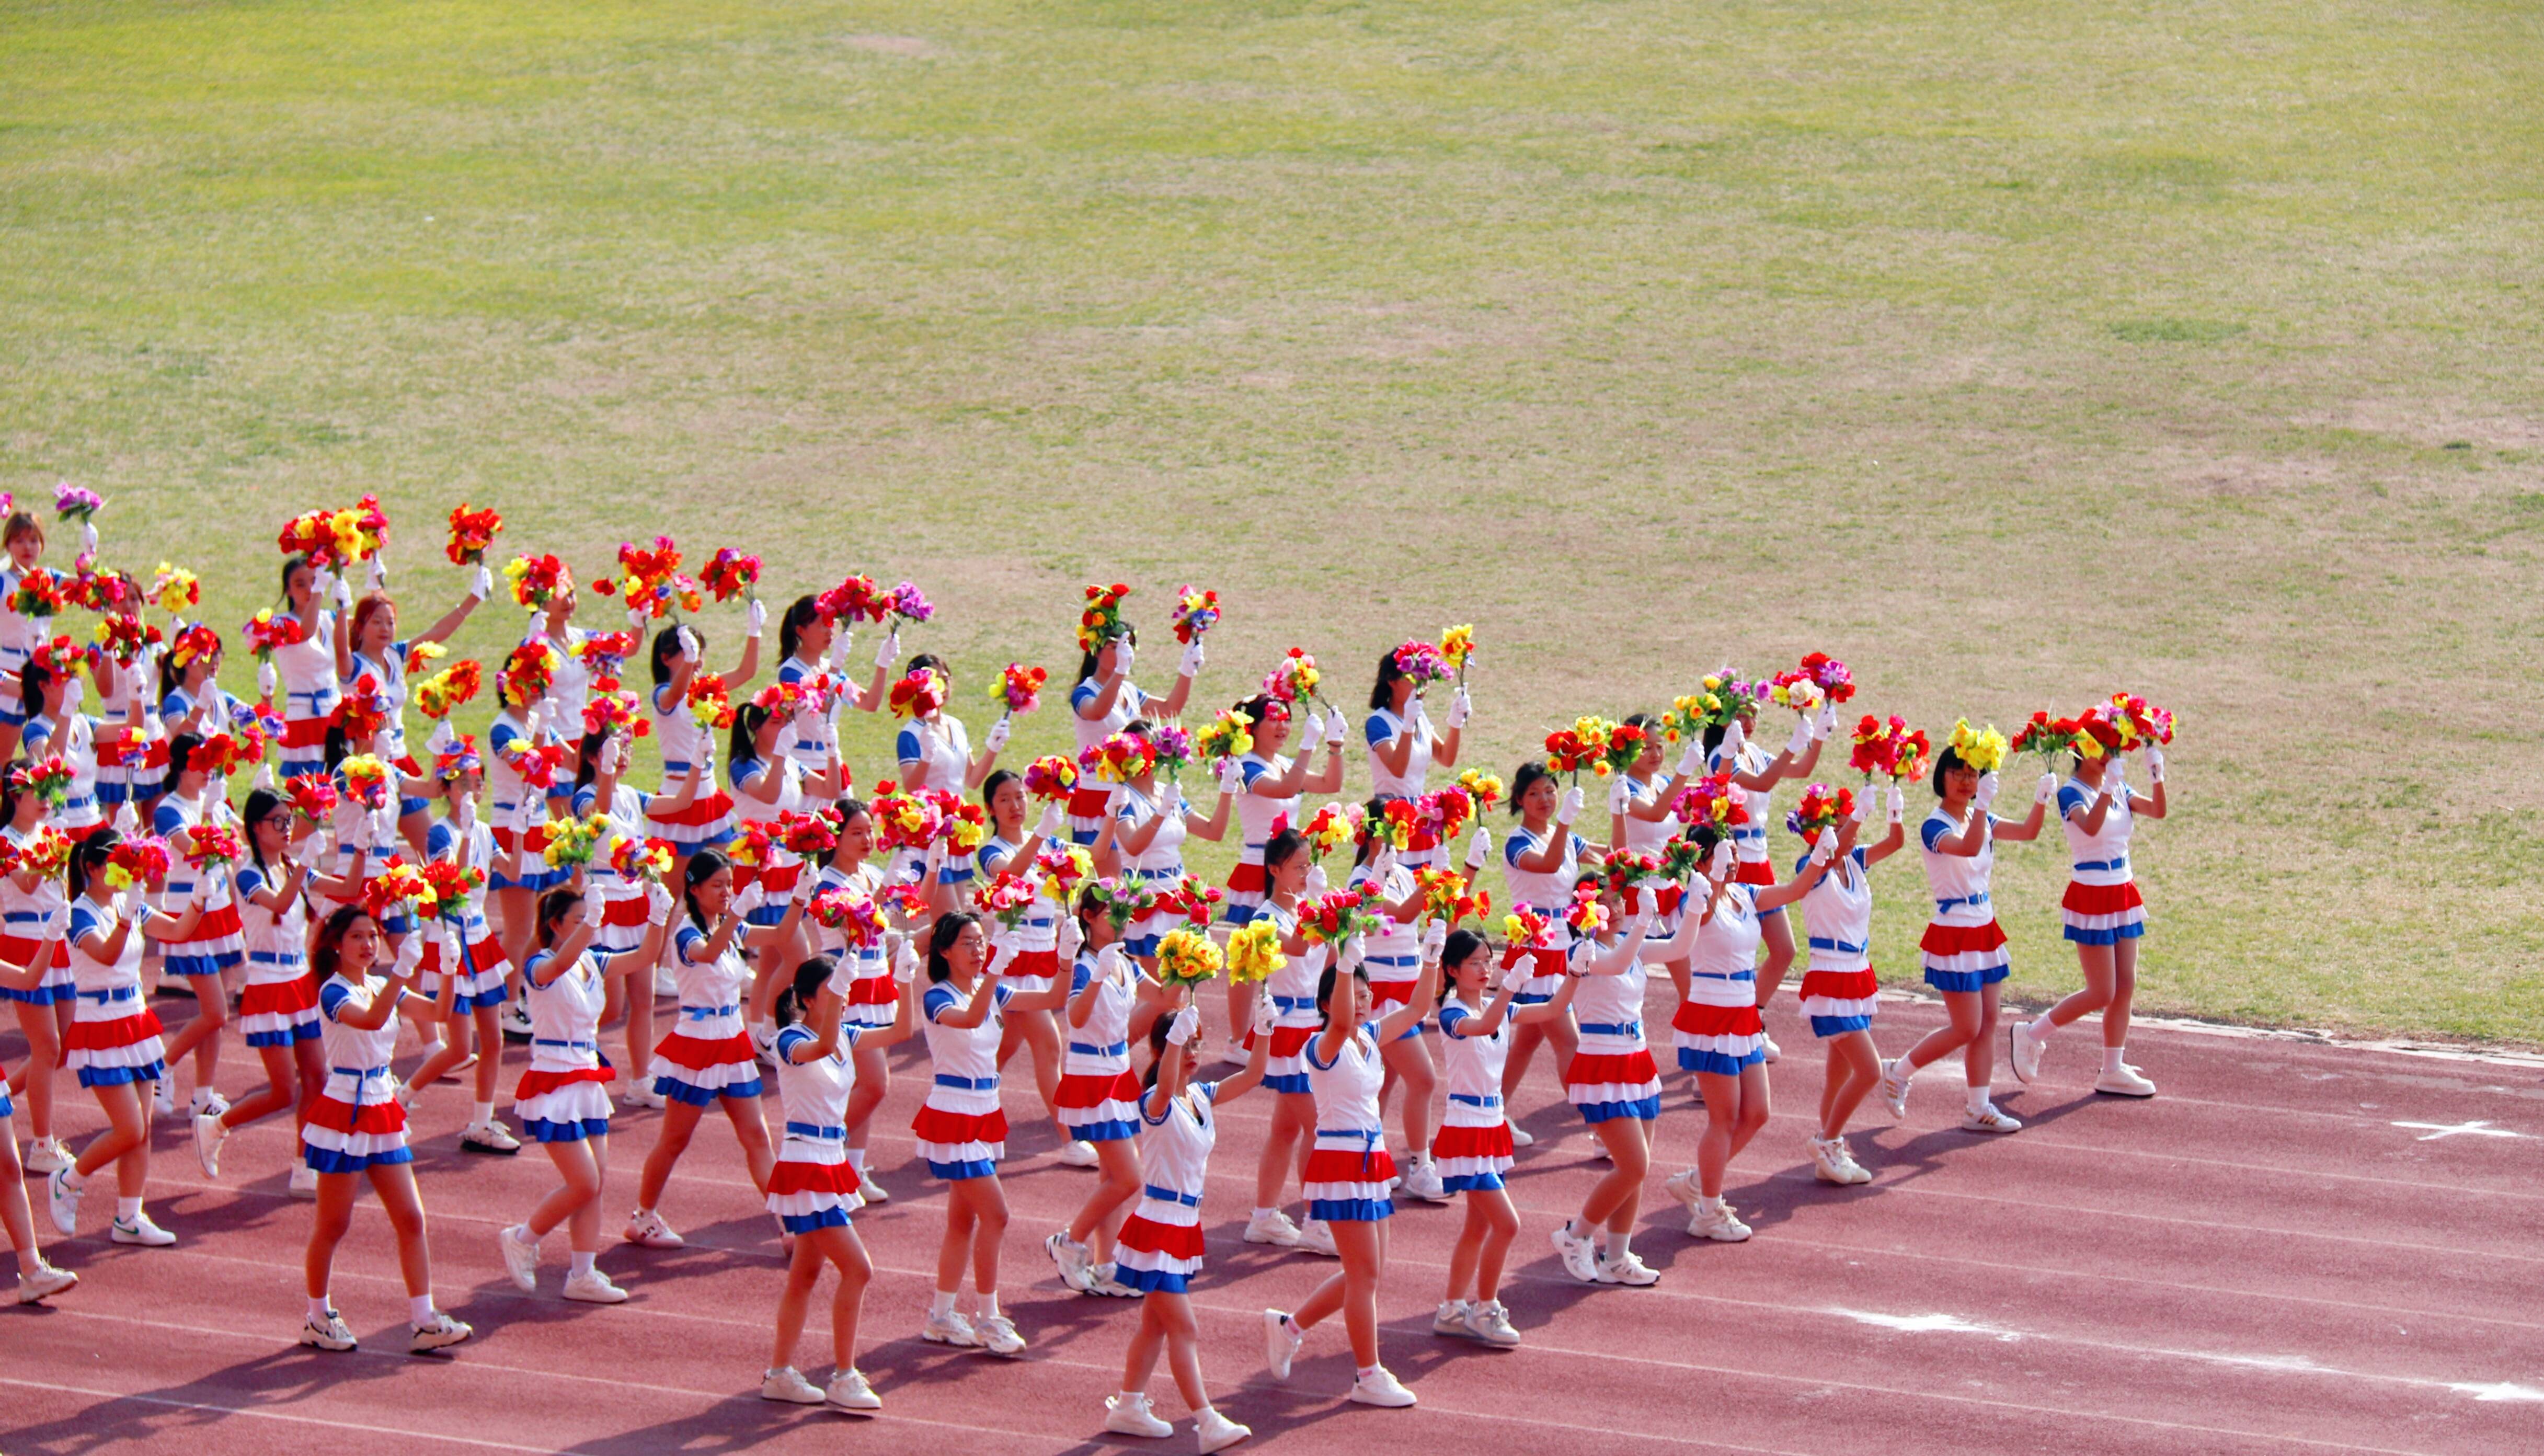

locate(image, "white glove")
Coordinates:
1676 740 1704 777
252 760 275 793
310 567 336 603
675 626 701 666
453 793 477 839
1114 639 1135 678
1708 840 1736 880
425 718 457 756
1809 830 1838 866
1607 776 1631 816
188 873 217 910
599 733 626 779
333 575 354 610
2147 744 2165 783
1721 718 1746 762
986 941 1019 979
627 604 649 632
1093 941 1124 984
1369 844 1396 881
471 564 494 601
1446 687 1470 730
1849 790 1871 824
580 890 605 928
1178 638 1204 678
1034 801 1062 841
1465 826 1492 869
1303 709 1325 745
734 881 767 918
257 660 277 700
440 923 462 968
1888 783 1906 822
1557 785 1584 824
1150 782 1179 816
2034 772 2059 806
1323 712 1346 748
645 881 674 925
746 599 766 639
111 800 137 835
1304 864 1329 898
64 678 83 715
1056 910 1084 960
1499 957 1533 993
1972 771 2001 815
521 701 544 741
1251 991 1276 1038
1814 700 1838 740
2108 760 2129 802
1165 1004 1201 1046
1216 758 1244 795
1784 714 1812 756
1622 911 1653 938
366 556 388 593
393 931 425 978
1339 933 1365 972
985 716 1010 754
922 839 946 877
873 628 899 671
371 728 395 761
892 940 919 985
1421 918 1448 959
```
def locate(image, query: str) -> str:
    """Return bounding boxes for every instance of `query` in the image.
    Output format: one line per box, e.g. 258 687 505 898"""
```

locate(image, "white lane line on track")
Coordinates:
0 1374 578 1453
2392 1120 2528 1141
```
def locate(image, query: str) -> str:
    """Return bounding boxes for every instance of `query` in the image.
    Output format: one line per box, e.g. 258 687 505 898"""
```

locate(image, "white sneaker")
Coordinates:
153 1080 176 1116
189 1086 231 1118
193 1111 228 1178
1761 1034 1782 1065
975 1313 1027 1357
1057 1139 1101 1168
1550 1223 1599 1283
1399 1157 1448 1203
921 1308 980 1347
623 1208 684 1249
1829 1136 1873 1185
1104 1393 1175 1438
460 1119 522 1155
1086 1263 1140 1298
16 1263 76 1304
824 1367 882 1413
1263 1310 1303 1380
1809 1135 1855 1185
761 1365 823 1404
1508 1125 1535 1148
111 1213 177 1247
44 1170 79 1236
1660 1169 1702 1209
1595 1250 1660 1286
289 1163 319 1198
1464 1299 1521 1347
24 1136 71 1174
2008 1019 2044 1085
409 1312 473 1352
1877 1059 1912 1120
498 1224 542 1291
855 1166 889 1204
621 1083 668 1110
1348 1365 1417 1408
1241 1209 1301 1247
499 1003 535 1039
1195 1407 1252 1453
562 1268 631 1304
1960 1102 2024 1133
1292 1218 1337 1257
1430 1298 1472 1336
1046 1230 1095 1292
2094 1064 2157 1098
300 1309 357 1351
1686 1197 1752 1243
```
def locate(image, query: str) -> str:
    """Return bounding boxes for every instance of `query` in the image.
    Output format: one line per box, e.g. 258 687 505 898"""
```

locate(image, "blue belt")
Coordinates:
1807 936 1866 955
934 1073 999 1091
285 688 334 708
1732 827 1765 841
533 1038 594 1051
1317 1127 1382 1145
61 795 94 813
248 951 306 966
1691 969 1756 983
1069 1040 1128 1059
1271 994 1316 1012
1143 1184 1201 1208
681 1003 740 1021
2075 856 2129 874
1449 1092 1502 1108
661 760 696 774
1934 892 1990 914
75 984 137 1003
3 910 45 924
1363 953 1419 969
785 1121 846 1141
331 1065 389 1080
1579 1021 1641 1039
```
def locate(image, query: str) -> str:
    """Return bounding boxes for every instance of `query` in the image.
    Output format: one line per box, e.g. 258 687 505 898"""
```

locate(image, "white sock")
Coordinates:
977 1291 1001 1322
409 1294 436 1325
116 1197 142 1222
846 1148 867 1173
1566 1217 1592 1241
1609 1231 1633 1263
1356 1364 1381 1382
1966 1084 1992 1115
307 1295 333 1322
569 1251 596 1278
929 1290 956 1318
472 1100 495 1126
2101 1047 2126 1075
1252 1206 1274 1222
61 1167 86 1190
1117 1389 1144 1406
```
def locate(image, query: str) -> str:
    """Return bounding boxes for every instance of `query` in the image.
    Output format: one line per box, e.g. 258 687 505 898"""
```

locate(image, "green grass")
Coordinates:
5 0 2541 1041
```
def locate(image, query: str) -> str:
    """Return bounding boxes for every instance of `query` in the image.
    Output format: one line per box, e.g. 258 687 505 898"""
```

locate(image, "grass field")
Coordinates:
4 0 2541 1042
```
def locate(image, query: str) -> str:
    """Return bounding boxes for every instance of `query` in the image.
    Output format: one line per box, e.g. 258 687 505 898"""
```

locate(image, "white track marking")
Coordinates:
2392 1120 2528 1141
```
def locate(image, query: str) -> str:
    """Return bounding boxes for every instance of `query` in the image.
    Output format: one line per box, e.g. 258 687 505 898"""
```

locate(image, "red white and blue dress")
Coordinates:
1432 996 1515 1192
1347 859 1425 1039
487 706 568 893
775 653 838 772
575 781 656 958
813 862 895 1029
94 672 167 810
63 899 165 1087
1067 674 1150 844
20 713 104 840
1250 903 1323 1095
979 834 1061 993
151 797 246 981
1708 741 1783 906
1500 824 1585 1004
1055 950 1142 1143
769 1023 864 1232
897 715 976 891
1672 885 1769 1074
912 980 1013 1180
0 569 41 729
1566 940 1663 1121
305 970 411 1172
422 818 510 1011
1618 774 1687 931
270 609 337 781
233 861 319 1047
728 751 805 927
1302 1022 1395 1222
515 947 614 1142
1111 1080 1220 1293
1796 847 1879 1037
1114 784 1186 959
651 925 762 1105
644 683 735 855
0 825 72 1005
1363 704 1445 870
346 643 429 818
1220 750 1297 927
1918 810 2010 993
2057 779 2146 946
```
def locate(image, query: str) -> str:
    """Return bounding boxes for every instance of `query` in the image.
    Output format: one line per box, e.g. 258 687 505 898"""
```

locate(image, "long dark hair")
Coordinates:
311 903 373 982
778 594 821 662
979 767 1018 814
682 847 731 933
1315 957 1369 1027
278 553 311 605
243 787 287 882
1368 649 1405 712
1931 745 1968 799
0 757 27 827
649 623 687 687
1075 625 1137 690
774 956 835 1030
535 886 585 949
1508 761 1554 817
926 911 981 984
167 732 204 784
1262 826 1307 878
727 701 772 772
66 829 119 902
18 659 48 716
1350 794 1403 869
1139 1008 1177 1092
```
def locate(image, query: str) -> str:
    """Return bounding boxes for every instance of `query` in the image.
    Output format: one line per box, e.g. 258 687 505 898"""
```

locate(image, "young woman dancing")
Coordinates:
1496 762 1596 1138
2011 734 2171 1097
1240 829 1335 1255
267 555 348 783
1362 648 1468 870
1217 692 1345 1051
193 786 336 1193
147 734 248 1119
1343 805 1448 1203
976 769 1081 1165
770 593 890 775
0 927 75 1303
397 746 525 1156
1046 903 1171 1297
2 764 76 1176
808 797 899 1205
644 616 762 874
1705 698 1834 1060
337 577 488 852
1067 626 1199 855
1791 789 1901 1184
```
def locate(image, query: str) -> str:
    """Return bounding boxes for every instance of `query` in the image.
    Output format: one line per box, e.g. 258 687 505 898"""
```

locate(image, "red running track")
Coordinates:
5 986 2542 1455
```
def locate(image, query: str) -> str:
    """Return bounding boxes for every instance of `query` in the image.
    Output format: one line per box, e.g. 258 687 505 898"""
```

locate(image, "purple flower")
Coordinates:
53 483 104 520
888 581 933 624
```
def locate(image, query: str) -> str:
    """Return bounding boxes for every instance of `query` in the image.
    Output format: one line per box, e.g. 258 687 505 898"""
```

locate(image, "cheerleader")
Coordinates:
146 736 248 1119
1704 700 1835 1059
497 877 675 1305
1099 995 1267 1452
89 581 170 833
626 849 798 1249
1045 901 1172 1297
43 830 210 1247
808 797 896 1204
156 622 242 745
1790 789 1902 1185
770 593 890 775
895 652 1007 873
1610 715 1704 983
2 764 75 1176
1100 727 1236 969
522 565 601 730
2010 737 2171 1097
486 663 572 977
1240 828 1334 1254
1067 626 1199 855
1216 692 1344 1052
1343 805 1459 1203
398 743 524 1155
1362 647 1469 870
296 904 472 1355
759 955 916 1413
20 650 134 843
336 576 489 852
644 617 762 874
730 698 848 1041
1262 922 1441 1409
1550 873 1696 1287
913 911 1065 1357
1429 928 1573 1347
1876 751 2048 1133
1659 832 1818 1242
0 509 52 761
0 930 75 1303
193 786 335 1195
978 770 1083 1165
266 555 348 783
573 728 699 1105
1497 763 1598 1133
